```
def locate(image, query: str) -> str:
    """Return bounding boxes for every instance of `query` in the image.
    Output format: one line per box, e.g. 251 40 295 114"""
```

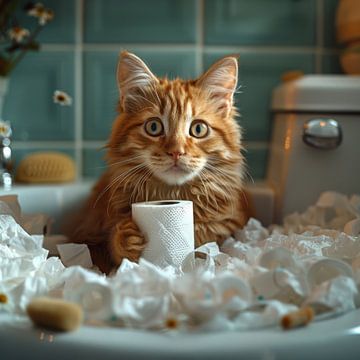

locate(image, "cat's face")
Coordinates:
108 52 243 187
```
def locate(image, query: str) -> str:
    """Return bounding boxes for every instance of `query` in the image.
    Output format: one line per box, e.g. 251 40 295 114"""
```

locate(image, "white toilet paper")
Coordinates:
307 258 353 289
132 200 194 267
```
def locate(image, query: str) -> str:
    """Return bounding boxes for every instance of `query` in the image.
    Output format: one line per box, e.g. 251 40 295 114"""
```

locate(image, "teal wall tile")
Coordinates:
84 0 196 43
2 0 344 183
243 147 269 181
204 52 315 142
4 52 75 141
324 0 340 48
12 148 75 176
16 0 75 43
83 52 118 141
83 50 197 140
322 53 343 74
205 0 316 46
83 148 107 178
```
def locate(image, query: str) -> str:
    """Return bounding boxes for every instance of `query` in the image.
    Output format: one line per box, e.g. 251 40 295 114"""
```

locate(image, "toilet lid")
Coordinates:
272 75 360 113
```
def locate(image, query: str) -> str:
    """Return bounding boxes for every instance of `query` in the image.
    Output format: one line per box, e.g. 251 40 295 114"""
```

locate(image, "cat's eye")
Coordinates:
189 120 209 138
144 118 164 137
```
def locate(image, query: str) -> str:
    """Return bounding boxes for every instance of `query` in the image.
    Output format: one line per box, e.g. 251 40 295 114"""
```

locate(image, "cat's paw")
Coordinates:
121 220 147 251
110 219 147 265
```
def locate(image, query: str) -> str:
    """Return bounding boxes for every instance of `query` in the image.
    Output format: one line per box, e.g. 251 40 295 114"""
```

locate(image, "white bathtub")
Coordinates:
1 182 360 360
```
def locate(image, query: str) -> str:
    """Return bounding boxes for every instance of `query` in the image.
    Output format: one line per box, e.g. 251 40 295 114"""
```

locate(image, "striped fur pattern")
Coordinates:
70 51 248 273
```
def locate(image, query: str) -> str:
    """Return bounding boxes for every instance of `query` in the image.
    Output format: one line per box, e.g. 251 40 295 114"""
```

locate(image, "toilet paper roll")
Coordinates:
132 200 194 267
307 258 353 289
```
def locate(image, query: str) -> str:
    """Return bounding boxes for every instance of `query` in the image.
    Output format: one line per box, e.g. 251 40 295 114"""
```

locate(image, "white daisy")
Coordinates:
0 121 12 138
7 27 30 43
53 90 72 106
28 3 54 26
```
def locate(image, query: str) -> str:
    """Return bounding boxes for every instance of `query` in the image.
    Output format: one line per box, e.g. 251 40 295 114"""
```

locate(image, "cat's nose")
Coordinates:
166 151 184 161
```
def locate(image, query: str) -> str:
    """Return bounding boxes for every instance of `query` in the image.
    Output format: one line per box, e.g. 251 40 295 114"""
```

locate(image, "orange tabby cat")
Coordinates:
71 51 248 273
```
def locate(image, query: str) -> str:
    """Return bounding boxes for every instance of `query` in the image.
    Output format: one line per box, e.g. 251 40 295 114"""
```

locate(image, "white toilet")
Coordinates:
267 75 360 223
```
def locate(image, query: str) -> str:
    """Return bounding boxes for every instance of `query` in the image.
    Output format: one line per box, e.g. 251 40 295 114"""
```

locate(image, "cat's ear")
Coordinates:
196 56 238 117
117 51 158 111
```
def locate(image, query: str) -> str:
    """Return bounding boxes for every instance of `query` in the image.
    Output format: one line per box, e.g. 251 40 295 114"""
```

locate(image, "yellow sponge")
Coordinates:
16 151 76 183
27 297 83 332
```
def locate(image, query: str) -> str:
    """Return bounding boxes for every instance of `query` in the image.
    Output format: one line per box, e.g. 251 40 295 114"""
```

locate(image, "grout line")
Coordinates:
315 0 325 73
41 42 341 54
74 0 84 180
83 141 107 149
204 46 320 54
42 44 76 51
195 0 204 76
84 43 197 51
12 141 76 149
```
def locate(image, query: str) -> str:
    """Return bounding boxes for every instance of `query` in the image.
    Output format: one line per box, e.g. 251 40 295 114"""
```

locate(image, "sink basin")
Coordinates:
0 180 275 232
1 181 359 360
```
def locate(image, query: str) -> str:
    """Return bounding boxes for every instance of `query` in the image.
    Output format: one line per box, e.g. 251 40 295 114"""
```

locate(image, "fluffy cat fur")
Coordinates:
70 51 248 273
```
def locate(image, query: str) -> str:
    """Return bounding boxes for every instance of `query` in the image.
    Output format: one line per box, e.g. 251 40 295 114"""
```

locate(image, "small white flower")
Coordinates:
0 121 12 138
28 3 54 26
53 90 72 106
7 27 30 43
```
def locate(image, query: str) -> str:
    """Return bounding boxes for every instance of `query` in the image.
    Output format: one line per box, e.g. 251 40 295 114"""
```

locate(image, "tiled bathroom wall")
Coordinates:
4 0 341 181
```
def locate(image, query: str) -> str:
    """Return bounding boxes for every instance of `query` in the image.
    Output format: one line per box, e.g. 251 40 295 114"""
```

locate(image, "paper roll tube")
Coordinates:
307 258 353 289
259 248 298 272
132 200 194 267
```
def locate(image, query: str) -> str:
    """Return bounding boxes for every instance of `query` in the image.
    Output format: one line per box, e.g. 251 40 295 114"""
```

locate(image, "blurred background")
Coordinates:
2 0 342 181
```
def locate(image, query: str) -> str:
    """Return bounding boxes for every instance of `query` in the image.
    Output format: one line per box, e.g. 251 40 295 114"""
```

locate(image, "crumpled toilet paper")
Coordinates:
1 190 360 333
57 243 93 268
0 196 65 313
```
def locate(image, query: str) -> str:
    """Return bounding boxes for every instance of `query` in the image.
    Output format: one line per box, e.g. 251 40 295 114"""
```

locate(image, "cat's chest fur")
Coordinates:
105 172 244 245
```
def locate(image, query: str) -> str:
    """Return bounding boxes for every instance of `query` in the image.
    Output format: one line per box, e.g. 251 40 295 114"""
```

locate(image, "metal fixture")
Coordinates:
303 118 342 150
0 121 12 189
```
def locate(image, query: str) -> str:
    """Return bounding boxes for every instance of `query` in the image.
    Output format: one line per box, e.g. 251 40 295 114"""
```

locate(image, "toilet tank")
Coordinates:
268 75 360 223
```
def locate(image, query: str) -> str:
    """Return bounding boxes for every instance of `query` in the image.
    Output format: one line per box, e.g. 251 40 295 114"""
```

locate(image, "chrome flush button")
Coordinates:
303 118 342 150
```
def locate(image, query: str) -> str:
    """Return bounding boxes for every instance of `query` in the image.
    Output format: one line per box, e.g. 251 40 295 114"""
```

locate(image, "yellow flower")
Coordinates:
53 90 72 106
0 293 8 304
165 317 178 329
28 3 54 26
8 27 30 43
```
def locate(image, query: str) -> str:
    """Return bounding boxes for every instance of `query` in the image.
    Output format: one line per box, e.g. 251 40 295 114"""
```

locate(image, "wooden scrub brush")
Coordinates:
16 151 76 183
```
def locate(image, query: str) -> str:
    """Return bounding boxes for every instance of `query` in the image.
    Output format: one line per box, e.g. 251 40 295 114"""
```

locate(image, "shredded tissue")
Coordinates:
0 191 360 332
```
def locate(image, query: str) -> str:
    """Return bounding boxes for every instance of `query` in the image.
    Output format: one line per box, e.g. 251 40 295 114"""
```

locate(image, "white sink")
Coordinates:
0 180 275 232
1 181 360 360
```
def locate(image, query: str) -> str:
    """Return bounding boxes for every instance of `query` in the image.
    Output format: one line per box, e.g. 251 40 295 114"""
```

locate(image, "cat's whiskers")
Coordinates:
207 155 241 171
202 166 237 215
197 170 211 209
107 163 148 215
94 162 145 210
129 168 153 204
87 154 144 171
205 163 239 186
208 156 249 207
108 155 144 168
112 163 147 194
198 170 220 213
